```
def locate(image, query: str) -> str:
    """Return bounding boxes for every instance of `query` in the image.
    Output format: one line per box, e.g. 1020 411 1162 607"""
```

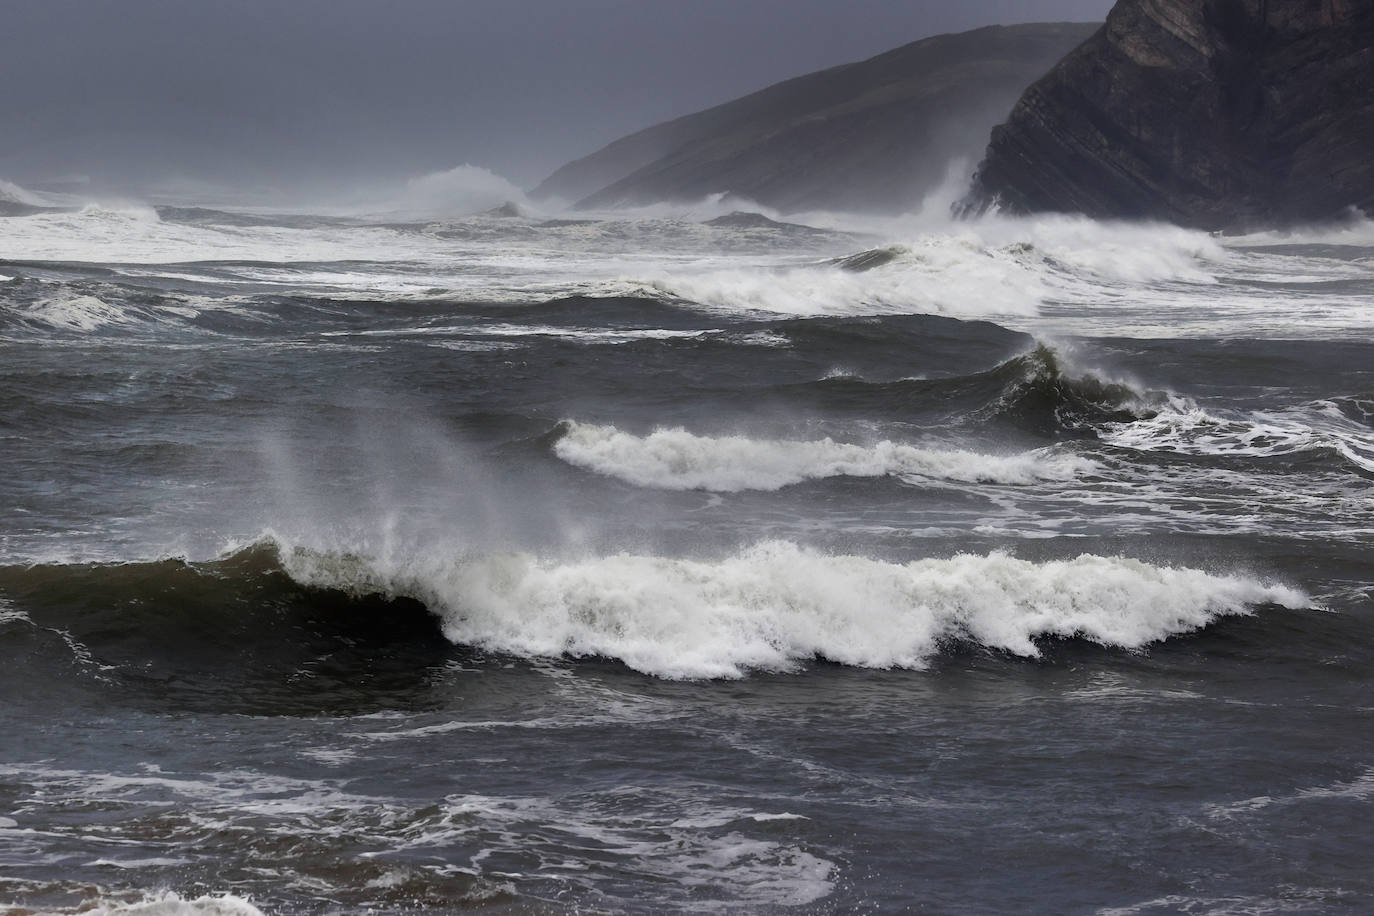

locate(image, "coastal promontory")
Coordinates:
963 0 1374 230
533 23 1098 214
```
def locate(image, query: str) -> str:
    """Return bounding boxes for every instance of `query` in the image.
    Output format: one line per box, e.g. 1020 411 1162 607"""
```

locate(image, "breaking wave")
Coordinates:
972 343 1162 434
778 343 1161 438
277 539 1309 680
1 540 1310 683
552 421 1095 491
643 215 1226 319
4 200 1335 330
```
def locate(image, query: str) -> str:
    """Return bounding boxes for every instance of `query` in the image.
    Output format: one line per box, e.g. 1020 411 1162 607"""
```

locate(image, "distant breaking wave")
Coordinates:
5 201 1372 337
643 216 1227 319
552 421 1095 491
0 203 1230 321
0 177 52 207
276 539 1309 680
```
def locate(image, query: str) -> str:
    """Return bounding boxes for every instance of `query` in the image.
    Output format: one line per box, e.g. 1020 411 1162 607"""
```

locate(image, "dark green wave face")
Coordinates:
1 202 1373 914
0 546 457 717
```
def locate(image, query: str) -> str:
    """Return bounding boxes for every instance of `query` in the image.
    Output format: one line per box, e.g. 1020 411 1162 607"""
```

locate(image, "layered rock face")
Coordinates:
533 24 1098 214
964 0 1374 230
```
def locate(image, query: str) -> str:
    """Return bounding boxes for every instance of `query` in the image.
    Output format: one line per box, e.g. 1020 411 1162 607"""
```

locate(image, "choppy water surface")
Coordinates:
1 201 1373 914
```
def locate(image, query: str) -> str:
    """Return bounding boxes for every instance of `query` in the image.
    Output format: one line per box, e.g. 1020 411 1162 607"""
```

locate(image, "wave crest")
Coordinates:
984 343 1162 434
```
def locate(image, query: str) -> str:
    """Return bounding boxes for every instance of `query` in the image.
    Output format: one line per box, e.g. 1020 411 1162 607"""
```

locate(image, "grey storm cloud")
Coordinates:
1 0 1114 197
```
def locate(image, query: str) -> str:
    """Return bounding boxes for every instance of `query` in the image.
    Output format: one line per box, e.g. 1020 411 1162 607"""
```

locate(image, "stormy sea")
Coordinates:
1 193 1372 915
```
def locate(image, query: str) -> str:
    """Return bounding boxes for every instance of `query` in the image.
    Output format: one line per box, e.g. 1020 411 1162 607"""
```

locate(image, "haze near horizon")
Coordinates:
2 0 1112 204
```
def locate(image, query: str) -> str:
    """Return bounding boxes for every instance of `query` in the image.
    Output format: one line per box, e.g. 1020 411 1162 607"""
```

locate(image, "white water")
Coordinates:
3 892 265 916
277 538 1310 680
0 760 831 909
3 195 1371 336
1103 400 1374 473
21 292 143 332
554 421 1096 491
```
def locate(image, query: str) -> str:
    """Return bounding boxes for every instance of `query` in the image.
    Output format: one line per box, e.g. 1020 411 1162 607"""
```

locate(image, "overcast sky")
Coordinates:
1 0 1113 199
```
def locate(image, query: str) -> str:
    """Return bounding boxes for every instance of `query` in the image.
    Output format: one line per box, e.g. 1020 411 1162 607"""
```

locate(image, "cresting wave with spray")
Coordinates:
0 537 1312 683
272 538 1311 679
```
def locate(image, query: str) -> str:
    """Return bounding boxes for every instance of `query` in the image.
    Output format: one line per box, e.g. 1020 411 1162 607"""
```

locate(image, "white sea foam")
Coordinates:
0 599 28 627
333 323 711 344
0 762 830 910
975 214 1226 286
1227 214 1374 248
553 422 1096 491
8 286 212 335
4 892 266 916
21 293 140 332
571 190 794 225
0 203 428 269
3 193 1368 336
644 215 1372 334
634 213 1230 321
276 539 1309 679
1103 401 1374 473
789 208 1228 282
424 788 835 907
1206 766 1374 820
1099 892 1345 916
644 240 1044 318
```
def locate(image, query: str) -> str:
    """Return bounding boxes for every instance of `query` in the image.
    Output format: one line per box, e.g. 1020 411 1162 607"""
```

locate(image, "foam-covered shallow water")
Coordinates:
2 198 1373 913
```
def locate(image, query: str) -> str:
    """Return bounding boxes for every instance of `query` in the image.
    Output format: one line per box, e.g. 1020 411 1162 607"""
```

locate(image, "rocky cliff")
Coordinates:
963 0 1374 230
533 23 1099 214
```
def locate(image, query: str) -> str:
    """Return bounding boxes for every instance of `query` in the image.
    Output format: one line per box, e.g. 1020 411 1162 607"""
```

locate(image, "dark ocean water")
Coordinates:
1 201 1373 914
